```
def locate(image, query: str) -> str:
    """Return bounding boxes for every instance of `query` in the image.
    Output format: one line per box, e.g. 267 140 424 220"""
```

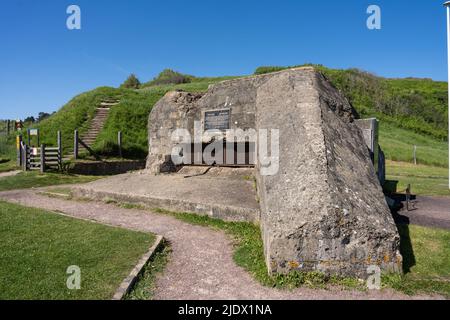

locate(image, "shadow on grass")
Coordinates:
390 197 416 274
396 224 416 274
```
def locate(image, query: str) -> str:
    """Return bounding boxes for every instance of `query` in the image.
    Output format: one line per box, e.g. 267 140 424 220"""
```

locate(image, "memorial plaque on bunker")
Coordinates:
146 67 402 277
204 109 230 131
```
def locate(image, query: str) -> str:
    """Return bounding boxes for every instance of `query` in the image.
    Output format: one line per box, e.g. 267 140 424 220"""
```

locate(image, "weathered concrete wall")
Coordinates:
69 160 146 176
146 67 402 278
355 118 385 185
146 79 261 173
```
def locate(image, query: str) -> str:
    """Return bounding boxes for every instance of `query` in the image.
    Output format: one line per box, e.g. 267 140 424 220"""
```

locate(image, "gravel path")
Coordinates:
0 189 442 300
396 196 450 230
0 170 20 179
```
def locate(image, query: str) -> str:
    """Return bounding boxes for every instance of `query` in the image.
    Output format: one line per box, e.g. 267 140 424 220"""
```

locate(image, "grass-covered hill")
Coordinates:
13 65 449 167
20 74 238 159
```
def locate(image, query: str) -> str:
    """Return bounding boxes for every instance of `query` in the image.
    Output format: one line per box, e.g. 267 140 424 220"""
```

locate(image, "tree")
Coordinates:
148 69 193 86
37 112 51 122
120 74 141 89
24 116 35 123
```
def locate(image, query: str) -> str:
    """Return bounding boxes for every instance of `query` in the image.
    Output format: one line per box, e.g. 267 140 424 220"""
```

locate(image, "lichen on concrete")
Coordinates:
144 67 402 277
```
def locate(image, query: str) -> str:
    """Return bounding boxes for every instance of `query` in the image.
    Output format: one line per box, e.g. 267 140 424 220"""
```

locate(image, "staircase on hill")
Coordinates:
68 99 119 158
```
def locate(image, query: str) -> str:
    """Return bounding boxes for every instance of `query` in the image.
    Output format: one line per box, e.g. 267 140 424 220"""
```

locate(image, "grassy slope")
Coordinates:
3 66 448 166
0 134 17 172
21 66 448 164
0 161 17 173
0 201 154 300
4 66 447 193
256 65 448 141
154 208 450 297
95 76 239 158
386 161 450 197
21 87 124 154
384 224 450 297
0 172 100 192
380 122 448 168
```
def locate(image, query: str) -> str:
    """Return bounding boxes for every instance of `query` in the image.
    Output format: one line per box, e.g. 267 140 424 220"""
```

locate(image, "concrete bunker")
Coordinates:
148 67 403 278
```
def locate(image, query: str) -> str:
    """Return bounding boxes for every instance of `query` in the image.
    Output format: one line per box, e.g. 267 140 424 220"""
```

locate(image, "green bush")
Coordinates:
254 65 448 141
0 135 16 160
254 66 288 75
23 87 125 154
120 74 141 89
143 69 194 87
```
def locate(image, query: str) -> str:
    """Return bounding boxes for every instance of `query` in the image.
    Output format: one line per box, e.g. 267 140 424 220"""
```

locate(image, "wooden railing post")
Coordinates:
7 120 10 135
22 143 28 171
40 144 45 174
118 131 122 159
17 135 22 167
57 131 62 170
74 130 79 160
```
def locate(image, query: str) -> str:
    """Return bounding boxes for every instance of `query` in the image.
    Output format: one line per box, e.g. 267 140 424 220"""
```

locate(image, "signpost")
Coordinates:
16 135 22 167
27 128 40 146
204 109 231 131
445 1 450 189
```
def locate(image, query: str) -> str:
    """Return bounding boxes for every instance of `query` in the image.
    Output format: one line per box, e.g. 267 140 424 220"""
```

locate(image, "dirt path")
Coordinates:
0 170 20 179
0 189 441 300
396 196 450 230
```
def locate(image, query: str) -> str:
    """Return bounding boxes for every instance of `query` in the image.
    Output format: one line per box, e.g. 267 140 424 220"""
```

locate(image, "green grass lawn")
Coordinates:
0 201 155 300
384 225 450 298
386 161 450 197
124 242 171 300
160 208 450 297
0 160 17 173
153 209 362 290
380 122 448 168
0 172 101 192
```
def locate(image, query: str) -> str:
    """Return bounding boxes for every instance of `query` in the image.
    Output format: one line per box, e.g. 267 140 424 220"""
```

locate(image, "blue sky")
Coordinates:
0 0 447 119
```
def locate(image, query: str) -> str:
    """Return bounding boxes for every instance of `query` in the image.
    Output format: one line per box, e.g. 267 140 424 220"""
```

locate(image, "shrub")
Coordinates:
120 74 141 89
254 65 448 141
145 69 194 86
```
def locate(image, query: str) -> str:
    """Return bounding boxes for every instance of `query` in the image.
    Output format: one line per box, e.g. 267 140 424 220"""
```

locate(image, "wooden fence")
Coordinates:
21 144 62 173
19 131 62 173
0 120 16 136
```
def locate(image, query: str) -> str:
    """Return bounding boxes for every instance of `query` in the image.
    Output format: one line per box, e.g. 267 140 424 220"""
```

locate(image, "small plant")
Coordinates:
103 197 118 204
120 74 141 89
125 241 171 300
145 69 194 86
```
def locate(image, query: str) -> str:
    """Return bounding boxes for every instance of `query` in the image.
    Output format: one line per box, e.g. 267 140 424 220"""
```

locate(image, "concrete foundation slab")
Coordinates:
71 167 260 222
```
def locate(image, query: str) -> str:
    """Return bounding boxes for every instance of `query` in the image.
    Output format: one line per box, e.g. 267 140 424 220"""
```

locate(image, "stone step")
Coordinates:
68 98 118 157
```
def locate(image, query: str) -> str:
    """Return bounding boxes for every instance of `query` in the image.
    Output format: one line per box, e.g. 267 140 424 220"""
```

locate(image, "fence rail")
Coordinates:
0 120 17 136
19 131 63 172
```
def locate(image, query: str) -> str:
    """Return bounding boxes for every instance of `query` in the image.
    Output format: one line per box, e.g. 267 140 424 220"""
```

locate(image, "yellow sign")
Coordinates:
16 136 20 150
